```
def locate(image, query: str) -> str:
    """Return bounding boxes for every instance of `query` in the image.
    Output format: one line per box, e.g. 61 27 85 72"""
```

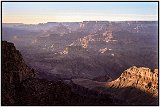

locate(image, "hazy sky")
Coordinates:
2 2 158 24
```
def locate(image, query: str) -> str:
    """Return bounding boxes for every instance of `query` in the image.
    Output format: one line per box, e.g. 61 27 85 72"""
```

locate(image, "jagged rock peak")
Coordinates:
2 41 35 82
106 66 158 96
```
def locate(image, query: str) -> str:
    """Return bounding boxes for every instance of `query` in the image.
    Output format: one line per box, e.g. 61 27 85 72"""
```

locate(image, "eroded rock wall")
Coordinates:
107 66 158 96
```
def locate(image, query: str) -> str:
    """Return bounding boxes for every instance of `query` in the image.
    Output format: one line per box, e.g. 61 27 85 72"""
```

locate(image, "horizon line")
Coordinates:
2 20 158 25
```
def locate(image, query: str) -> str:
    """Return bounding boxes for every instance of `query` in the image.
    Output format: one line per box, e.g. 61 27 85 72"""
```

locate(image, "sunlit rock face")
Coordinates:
80 37 89 48
60 47 69 55
99 48 108 53
106 66 158 96
103 30 113 42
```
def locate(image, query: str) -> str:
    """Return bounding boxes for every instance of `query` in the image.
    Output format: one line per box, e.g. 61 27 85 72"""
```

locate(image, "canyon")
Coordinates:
2 21 158 105
1 41 158 105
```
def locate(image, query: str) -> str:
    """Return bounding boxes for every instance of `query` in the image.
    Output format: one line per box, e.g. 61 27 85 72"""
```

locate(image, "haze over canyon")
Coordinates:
2 20 158 105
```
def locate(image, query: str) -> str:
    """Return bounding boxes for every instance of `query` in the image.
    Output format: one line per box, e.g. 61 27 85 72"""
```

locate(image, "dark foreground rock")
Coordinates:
2 41 34 105
1 41 123 106
2 41 158 106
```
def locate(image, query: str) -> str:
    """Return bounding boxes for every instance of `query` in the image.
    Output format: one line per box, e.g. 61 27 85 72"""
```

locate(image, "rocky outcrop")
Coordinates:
102 30 113 42
2 41 35 81
1 41 118 106
106 66 158 105
2 41 158 106
80 37 89 48
107 66 158 96
2 41 35 105
71 66 158 105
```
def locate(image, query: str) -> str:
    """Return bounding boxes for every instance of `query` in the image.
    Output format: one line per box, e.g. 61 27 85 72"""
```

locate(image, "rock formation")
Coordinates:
103 30 113 42
80 37 89 48
2 41 35 80
1 41 119 105
106 66 158 105
2 41 158 106
106 66 158 96
2 41 35 105
71 66 158 105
